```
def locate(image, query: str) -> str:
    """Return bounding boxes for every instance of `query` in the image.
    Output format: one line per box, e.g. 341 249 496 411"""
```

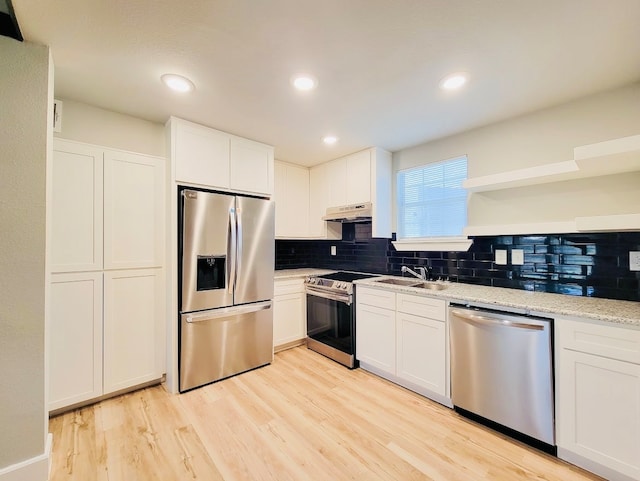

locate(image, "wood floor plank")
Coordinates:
49 346 604 481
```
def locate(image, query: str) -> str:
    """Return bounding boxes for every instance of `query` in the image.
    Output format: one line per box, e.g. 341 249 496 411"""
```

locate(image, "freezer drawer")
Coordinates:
179 301 273 392
450 306 555 446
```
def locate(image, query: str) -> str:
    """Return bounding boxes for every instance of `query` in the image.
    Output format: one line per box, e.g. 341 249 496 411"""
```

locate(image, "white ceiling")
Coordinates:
12 0 640 166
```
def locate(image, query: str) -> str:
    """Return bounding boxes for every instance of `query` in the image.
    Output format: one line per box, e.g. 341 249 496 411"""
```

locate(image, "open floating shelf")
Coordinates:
463 134 640 192
462 135 640 236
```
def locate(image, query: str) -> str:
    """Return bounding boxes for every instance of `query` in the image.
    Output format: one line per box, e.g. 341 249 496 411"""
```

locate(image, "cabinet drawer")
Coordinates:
557 319 640 364
396 293 445 321
274 278 304 296
356 286 395 310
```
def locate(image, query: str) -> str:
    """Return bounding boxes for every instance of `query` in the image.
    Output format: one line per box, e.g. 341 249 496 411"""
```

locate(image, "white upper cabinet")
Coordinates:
173 118 230 189
327 157 348 207
308 162 342 240
345 150 371 204
51 140 104 272
274 160 310 238
325 150 370 207
230 136 274 196
309 147 392 238
104 150 164 270
52 139 164 273
168 116 274 196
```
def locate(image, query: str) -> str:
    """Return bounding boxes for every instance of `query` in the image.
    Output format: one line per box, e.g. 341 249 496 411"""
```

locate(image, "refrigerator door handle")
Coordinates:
185 301 272 323
228 207 237 295
236 206 243 279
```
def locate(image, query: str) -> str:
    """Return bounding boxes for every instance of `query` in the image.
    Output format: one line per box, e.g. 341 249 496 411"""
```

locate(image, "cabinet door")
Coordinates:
327 158 347 207
274 161 310 238
557 349 640 480
174 119 230 188
49 272 103 411
308 163 342 239
274 162 288 235
396 312 446 396
273 292 305 349
103 268 165 394
355 303 396 374
104 150 165 269
309 163 328 237
346 150 371 204
230 136 273 195
51 140 103 272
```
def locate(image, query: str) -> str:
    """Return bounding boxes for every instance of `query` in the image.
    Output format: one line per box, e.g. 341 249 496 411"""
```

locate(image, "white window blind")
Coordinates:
397 156 468 239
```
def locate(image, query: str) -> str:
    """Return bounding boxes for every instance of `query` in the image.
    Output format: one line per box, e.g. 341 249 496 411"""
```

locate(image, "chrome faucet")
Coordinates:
401 265 427 280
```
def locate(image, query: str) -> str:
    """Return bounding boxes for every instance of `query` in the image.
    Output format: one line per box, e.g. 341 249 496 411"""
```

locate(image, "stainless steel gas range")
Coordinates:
304 271 378 368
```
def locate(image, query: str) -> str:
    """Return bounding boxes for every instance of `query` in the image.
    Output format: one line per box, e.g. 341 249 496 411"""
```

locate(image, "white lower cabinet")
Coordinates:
356 286 449 405
49 272 103 411
273 278 306 350
556 318 640 481
396 312 446 396
356 303 396 374
103 268 165 395
49 268 165 411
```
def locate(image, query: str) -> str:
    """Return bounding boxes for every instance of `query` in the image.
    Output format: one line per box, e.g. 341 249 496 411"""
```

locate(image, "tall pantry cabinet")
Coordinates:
48 139 165 412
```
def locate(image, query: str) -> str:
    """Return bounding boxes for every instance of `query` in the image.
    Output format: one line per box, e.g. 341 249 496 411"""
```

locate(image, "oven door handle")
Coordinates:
306 285 351 305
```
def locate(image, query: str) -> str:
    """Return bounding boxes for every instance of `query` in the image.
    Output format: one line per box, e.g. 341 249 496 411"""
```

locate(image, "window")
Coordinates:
394 155 471 251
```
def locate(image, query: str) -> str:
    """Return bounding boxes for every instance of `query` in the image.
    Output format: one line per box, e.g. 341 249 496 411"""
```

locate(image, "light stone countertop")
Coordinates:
274 268 336 280
355 276 640 327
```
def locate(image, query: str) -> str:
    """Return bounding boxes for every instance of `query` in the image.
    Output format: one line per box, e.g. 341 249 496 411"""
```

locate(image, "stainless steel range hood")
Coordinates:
322 202 372 223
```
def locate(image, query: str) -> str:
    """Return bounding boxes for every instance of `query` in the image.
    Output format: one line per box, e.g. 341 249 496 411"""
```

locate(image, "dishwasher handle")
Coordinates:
450 309 545 331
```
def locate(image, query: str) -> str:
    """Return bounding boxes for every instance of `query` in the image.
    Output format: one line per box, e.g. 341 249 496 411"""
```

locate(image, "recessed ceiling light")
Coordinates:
161 73 195 93
291 74 317 91
322 135 338 145
439 73 468 91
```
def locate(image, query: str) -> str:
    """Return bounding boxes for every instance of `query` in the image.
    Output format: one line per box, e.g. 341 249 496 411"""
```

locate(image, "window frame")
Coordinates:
393 155 472 252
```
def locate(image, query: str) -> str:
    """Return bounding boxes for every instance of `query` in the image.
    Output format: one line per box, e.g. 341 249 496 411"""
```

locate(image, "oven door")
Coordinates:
305 285 356 368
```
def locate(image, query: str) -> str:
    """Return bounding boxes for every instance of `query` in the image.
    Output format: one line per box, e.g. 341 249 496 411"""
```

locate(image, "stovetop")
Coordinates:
317 271 377 282
305 271 379 293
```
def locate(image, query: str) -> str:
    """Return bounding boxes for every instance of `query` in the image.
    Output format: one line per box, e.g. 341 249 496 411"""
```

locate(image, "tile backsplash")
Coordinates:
276 225 640 302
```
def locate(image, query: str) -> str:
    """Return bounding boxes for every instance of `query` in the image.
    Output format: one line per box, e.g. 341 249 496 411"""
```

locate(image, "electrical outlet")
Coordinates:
495 249 507 265
630 251 640 271
512 249 524 265
331 245 337 256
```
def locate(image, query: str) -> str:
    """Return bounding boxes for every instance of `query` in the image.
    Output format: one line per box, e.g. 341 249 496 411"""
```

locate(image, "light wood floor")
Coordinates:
49 346 603 481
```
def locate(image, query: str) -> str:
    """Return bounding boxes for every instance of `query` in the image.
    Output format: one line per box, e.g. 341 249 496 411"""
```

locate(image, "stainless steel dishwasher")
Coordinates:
449 304 555 449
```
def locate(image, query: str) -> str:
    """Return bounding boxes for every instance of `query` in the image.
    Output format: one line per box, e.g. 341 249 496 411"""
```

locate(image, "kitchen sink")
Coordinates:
413 281 448 290
373 278 422 287
373 278 448 290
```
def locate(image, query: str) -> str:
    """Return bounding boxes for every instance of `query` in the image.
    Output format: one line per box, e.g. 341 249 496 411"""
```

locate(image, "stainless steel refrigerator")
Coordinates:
178 188 275 392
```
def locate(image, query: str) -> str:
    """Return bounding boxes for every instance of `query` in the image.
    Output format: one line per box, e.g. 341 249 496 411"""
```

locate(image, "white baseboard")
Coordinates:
0 433 52 481
557 447 637 481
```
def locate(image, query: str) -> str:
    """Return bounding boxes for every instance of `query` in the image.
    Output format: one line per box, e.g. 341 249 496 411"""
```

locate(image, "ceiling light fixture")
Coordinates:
291 74 317 91
161 73 195 93
439 73 468 91
322 135 338 145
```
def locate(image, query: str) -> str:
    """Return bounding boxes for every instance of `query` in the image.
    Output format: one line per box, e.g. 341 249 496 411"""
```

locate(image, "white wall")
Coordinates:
0 37 51 470
393 82 640 230
54 98 165 157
